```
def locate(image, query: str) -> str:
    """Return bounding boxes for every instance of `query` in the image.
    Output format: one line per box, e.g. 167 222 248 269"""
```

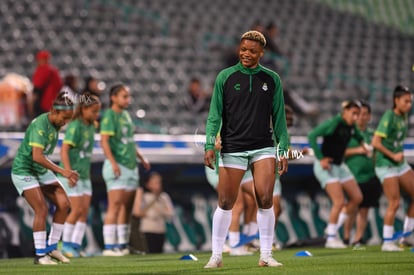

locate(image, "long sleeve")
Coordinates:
308 116 339 160
205 73 224 151
271 76 289 155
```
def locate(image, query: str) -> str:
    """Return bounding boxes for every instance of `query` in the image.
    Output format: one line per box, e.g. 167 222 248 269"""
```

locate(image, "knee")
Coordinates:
355 193 363 205
351 192 363 206
256 194 273 209
71 207 84 219
274 205 282 217
56 197 71 214
232 202 244 216
218 197 235 210
272 199 282 217
331 198 345 210
34 204 49 219
387 198 400 212
108 200 123 213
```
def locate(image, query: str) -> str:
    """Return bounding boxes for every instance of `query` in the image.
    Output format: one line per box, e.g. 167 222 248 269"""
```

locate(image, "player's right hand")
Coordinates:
320 157 333 170
204 150 216 170
63 169 79 187
393 152 404 163
112 163 121 178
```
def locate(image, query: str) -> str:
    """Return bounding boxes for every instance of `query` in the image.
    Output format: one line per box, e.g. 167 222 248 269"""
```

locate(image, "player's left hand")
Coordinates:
278 157 288 175
142 158 151 171
204 150 216 170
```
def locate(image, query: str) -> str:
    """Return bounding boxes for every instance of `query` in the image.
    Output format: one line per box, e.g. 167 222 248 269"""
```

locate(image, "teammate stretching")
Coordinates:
11 93 78 264
60 94 101 257
308 100 363 249
372 85 414 251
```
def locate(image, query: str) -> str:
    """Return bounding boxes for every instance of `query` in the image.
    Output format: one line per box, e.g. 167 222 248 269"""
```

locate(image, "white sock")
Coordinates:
336 212 348 230
117 224 130 248
48 223 64 246
62 222 75 244
248 222 258 236
383 224 394 243
211 207 232 257
72 222 87 248
326 223 337 241
33 231 47 256
242 224 250 236
228 231 240 248
103 224 117 249
403 216 414 233
257 207 275 258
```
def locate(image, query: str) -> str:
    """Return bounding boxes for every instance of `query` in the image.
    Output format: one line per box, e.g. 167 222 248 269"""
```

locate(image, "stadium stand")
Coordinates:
0 0 413 135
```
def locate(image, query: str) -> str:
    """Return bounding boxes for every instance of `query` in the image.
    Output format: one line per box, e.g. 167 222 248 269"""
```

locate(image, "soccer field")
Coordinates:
0 246 413 275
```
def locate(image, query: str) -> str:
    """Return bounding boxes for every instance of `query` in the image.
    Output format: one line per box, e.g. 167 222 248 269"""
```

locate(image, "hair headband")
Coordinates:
53 105 74 111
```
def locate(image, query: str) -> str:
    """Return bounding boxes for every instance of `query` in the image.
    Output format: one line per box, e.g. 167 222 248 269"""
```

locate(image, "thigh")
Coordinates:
107 189 126 208
325 182 344 204
382 177 400 201
81 194 92 210
399 168 414 199
241 181 255 199
342 179 362 200
251 157 276 196
41 182 69 206
69 195 84 211
124 190 137 210
22 186 48 211
217 167 245 199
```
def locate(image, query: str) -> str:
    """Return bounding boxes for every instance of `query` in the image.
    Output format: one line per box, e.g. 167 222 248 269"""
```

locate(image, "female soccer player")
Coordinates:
204 30 289 268
308 100 363 249
11 93 79 264
343 100 382 246
100 84 150 256
372 85 414 252
60 93 101 257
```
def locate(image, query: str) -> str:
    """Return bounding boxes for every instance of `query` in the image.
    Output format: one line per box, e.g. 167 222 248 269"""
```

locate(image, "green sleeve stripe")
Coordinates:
374 131 387 138
100 131 115 136
29 142 44 149
63 140 76 146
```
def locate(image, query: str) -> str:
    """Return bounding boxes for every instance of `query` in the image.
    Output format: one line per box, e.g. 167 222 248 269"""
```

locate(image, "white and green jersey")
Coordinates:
374 109 408 167
100 109 137 169
12 113 59 176
59 119 96 179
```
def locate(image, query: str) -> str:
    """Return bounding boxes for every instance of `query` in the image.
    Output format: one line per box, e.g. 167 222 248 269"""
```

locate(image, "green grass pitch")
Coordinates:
0 246 413 275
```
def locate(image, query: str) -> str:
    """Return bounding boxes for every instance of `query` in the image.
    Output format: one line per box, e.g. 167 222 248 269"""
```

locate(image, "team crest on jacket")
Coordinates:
262 83 268 91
